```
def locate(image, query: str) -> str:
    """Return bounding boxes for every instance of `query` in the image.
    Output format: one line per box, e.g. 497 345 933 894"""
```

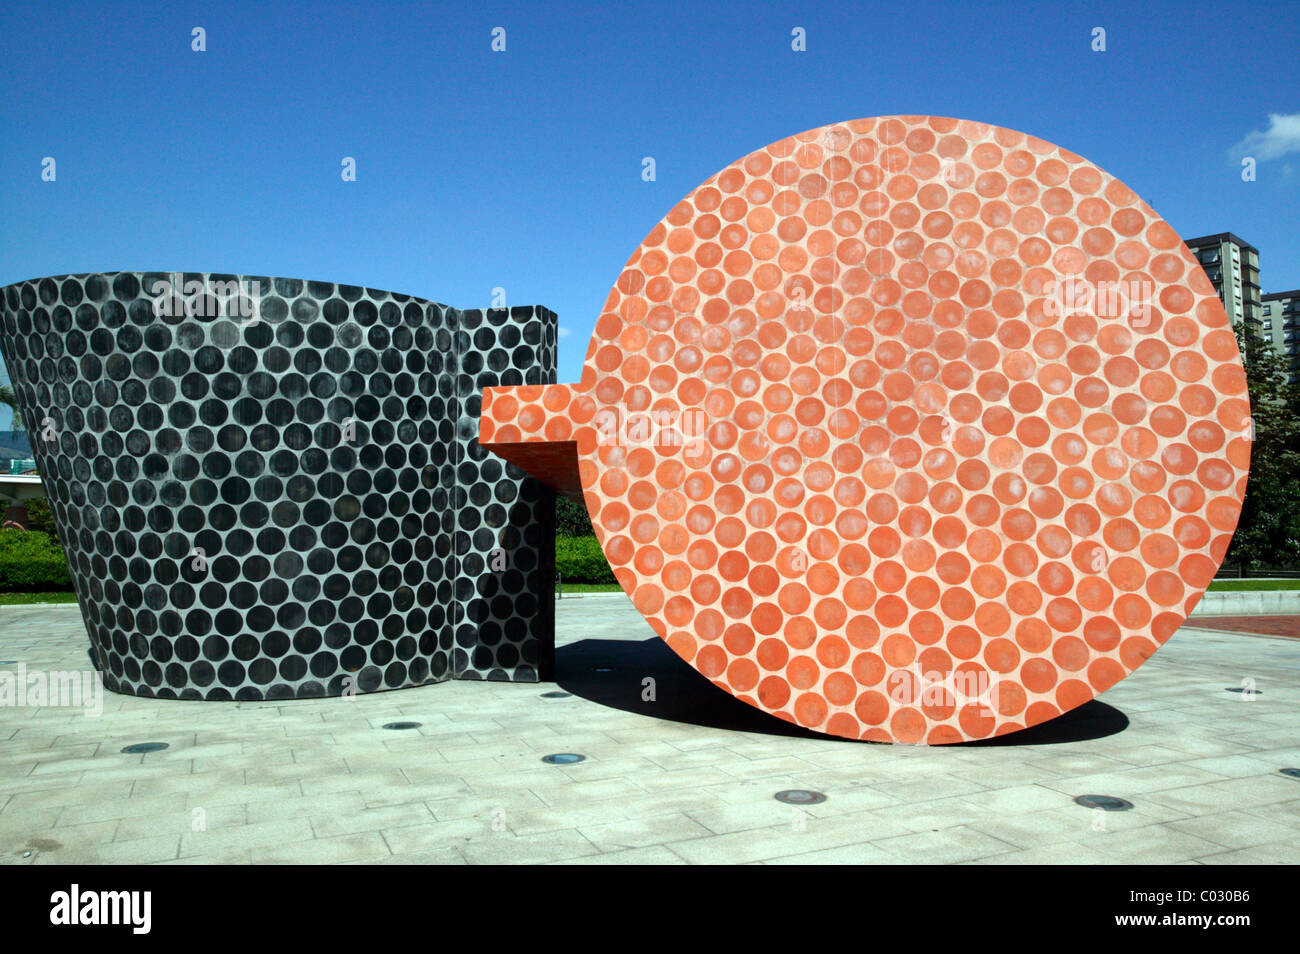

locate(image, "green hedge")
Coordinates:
0 528 73 590
555 534 615 584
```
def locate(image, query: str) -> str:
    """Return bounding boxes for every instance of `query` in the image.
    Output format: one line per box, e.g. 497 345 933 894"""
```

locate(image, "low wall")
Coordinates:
1189 590 1300 617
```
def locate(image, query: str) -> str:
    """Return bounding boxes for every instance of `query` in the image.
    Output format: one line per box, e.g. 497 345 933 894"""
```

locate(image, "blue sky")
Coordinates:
1 0 1297 429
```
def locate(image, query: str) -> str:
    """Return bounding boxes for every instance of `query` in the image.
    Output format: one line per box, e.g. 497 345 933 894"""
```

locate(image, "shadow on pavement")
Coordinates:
556 636 1129 746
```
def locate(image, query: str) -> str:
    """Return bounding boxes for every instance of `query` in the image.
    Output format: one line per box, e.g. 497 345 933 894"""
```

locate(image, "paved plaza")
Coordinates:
1 597 1297 865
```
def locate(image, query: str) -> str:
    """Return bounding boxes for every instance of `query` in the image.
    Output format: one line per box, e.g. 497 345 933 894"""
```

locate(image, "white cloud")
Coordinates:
1230 112 1300 162
557 325 572 339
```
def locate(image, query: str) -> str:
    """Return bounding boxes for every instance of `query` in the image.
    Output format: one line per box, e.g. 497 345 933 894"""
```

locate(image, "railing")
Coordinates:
1214 566 1300 579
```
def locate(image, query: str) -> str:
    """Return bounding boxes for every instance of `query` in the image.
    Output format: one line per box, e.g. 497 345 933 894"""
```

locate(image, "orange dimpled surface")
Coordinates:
480 116 1251 744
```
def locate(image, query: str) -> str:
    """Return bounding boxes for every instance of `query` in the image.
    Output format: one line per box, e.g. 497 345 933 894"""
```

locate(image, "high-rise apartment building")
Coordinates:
1183 232 1263 332
1263 290 1300 382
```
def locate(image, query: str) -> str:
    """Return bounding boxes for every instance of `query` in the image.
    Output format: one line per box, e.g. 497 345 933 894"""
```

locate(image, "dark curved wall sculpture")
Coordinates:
0 272 556 700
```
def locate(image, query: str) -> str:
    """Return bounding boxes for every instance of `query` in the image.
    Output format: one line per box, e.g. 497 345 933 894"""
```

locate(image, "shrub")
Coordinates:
555 534 615 583
23 497 56 535
0 527 73 590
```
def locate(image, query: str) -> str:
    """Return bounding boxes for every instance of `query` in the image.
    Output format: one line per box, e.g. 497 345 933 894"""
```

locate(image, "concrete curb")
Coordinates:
0 601 80 609
1189 590 1300 616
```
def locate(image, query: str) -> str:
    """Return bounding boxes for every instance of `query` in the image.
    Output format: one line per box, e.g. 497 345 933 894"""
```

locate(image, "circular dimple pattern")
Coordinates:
0 273 557 700
481 116 1251 744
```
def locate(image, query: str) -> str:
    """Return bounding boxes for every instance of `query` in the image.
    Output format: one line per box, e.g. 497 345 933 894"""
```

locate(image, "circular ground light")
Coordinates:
775 789 828 805
1279 768 1300 780
1074 794 1133 811
540 691 573 698
382 721 422 730
541 753 586 764
120 742 169 754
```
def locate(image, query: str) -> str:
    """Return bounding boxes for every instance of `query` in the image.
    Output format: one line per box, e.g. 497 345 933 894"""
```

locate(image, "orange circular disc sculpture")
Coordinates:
480 116 1251 744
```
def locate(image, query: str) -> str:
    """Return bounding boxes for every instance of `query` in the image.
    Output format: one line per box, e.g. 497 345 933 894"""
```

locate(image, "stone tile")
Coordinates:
116 804 245 842
688 801 811 835
251 832 390 864
1243 797 1300 825
787 784 902 817
4 781 134 811
762 841 903 864
34 833 182 864
53 793 184 827
180 817 315 856
157 848 253 864
963 839 1114 865
1166 810 1299 850
959 807 1091 850
871 825 1020 864
457 828 601 865
244 792 368 824
959 784 1074 815
3 599 1300 865
297 769 407 797
1182 755 1281 778
1143 775 1300 814
349 846 466 865
381 817 499 854
1040 764 1231 799
578 813 713 851
870 772 990 804
2 819 119 858
551 845 687 864
309 803 436 839
493 802 629 837
1195 842 1299 864
1087 825 1229 863
669 814 910 865
426 787 547 819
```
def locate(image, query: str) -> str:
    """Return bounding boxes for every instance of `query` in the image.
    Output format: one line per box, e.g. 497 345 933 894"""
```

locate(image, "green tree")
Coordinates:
0 381 22 432
1222 322 1300 571
23 497 56 535
555 494 594 537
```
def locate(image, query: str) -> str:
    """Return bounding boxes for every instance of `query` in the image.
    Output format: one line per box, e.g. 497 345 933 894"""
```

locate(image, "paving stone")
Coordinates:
962 839 1114 865
309 803 436 839
578 813 713 851
1 599 1298 864
1087 825 1230 863
550 845 688 864
958 784 1075 815
869 824 1021 864
35 833 182 865
251 832 391 864
669 815 912 864
456 828 601 865
1166 810 1299 850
